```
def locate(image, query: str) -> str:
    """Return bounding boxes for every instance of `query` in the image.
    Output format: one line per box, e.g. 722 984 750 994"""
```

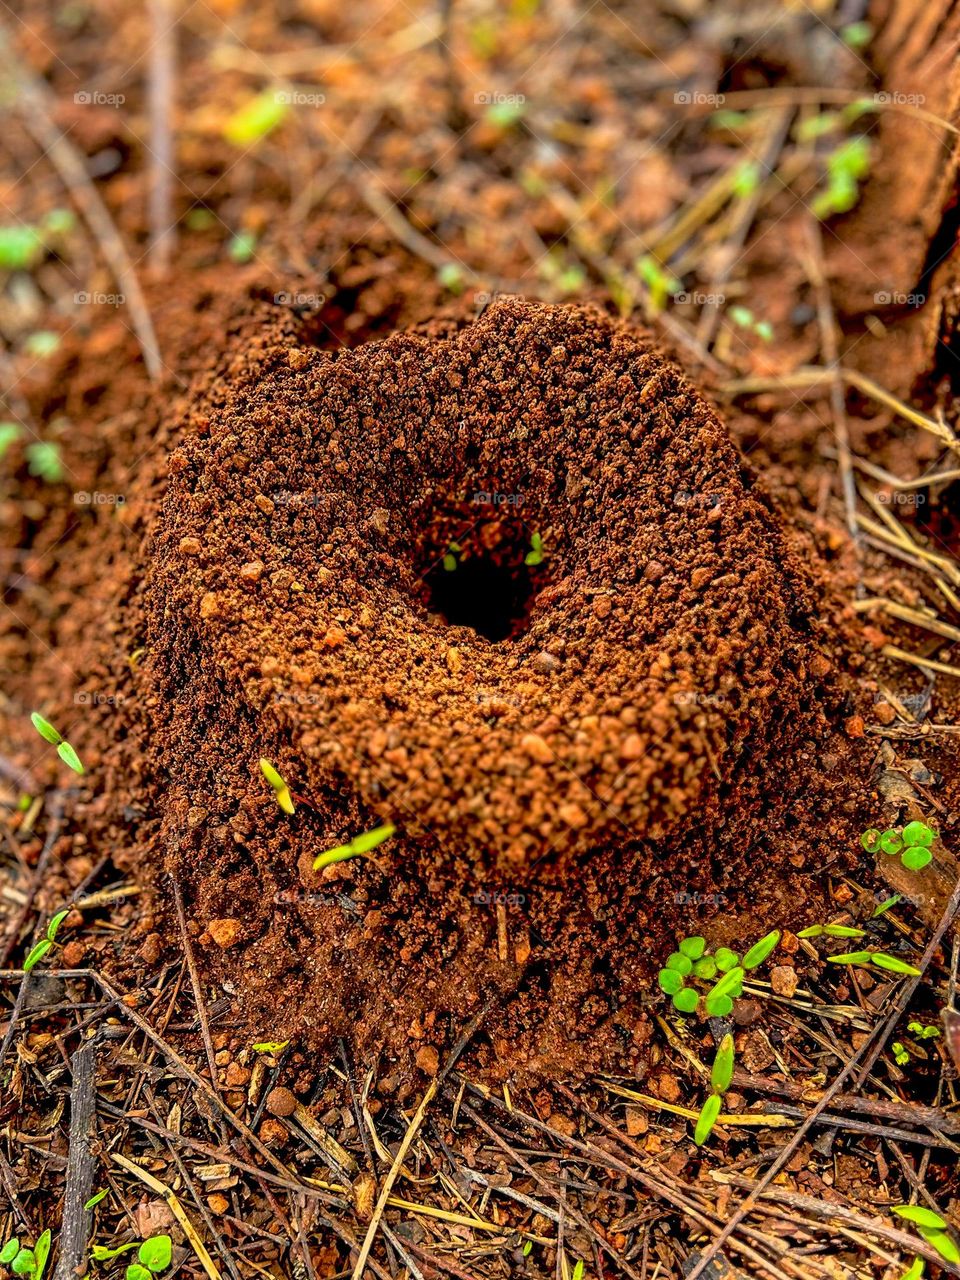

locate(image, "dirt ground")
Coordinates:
3 1 960 1278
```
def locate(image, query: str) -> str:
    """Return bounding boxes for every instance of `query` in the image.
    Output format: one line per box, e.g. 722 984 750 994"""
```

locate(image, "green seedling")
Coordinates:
0 210 75 272
811 136 871 219
223 92 288 147
693 1032 735 1147
537 250 586 296
732 161 761 198
638 255 681 314
25 441 64 483
84 1190 109 1210
23 909 70 973
485 100 526 128
798 922 866 940
727 305 773 343
827 950 921 976
873 893 901 918
0 1230 51 1280
30 712 84 774
907 1022 940 1040
314 822 396 871
25 332 59 360
90 1234 172 1274
841 20 872 48
437 263 464 295
711 1032 735 1093
892 1041 910 1066
443 541 461 572
892 1207 960 1266
252 1039 290 1054
660 934 770 1016
0 422 22 459
899 1260 924 1280
742 930 780 969
705 967 743 1017
228 232 257 264
259 758 294 815
862 822 936 872
525 532 545 567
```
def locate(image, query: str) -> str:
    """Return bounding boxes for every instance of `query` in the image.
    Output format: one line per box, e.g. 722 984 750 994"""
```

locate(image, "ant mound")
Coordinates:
144 298 854 1077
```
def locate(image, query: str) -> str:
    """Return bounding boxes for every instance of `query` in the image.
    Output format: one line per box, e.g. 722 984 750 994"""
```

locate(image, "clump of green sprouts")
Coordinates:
259 758 294 814
30 712 84 774
314 822 396 871
658 930 780 1018
892 1023 941 1067
861 820 936 871
0 1231 51 1280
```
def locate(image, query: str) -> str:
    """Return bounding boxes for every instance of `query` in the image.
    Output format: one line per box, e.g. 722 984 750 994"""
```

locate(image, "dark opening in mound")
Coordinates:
422 549 539 642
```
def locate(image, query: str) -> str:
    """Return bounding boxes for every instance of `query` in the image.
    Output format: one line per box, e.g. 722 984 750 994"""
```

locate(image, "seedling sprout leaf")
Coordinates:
33 1230 51 1280
711 1033 734 1093
742 930 780 969
901 821 935 848
902 846 932 871
918 1228 960 1266
871 953 922 976
47 909 69 942
892 1207 947 1230
694 1093 722 1146
672 988 698 1014
56 741 84 774
23 939 51 973
30 712 61 745
658 969 683 995
138 1235 172 1272
678 936 705 959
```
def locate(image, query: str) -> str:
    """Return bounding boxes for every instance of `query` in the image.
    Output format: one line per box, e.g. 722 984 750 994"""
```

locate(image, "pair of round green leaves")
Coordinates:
30 712 84 775
861 821 936 871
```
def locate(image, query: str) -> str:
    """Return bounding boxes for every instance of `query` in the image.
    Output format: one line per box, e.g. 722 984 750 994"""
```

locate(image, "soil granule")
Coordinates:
113 298 868 1078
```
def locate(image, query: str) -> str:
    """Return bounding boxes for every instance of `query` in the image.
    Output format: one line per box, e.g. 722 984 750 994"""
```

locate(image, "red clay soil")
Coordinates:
3 292 881 1081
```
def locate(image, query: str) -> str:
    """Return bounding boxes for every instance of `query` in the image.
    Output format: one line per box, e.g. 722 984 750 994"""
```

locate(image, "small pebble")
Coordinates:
265 1086 297 1117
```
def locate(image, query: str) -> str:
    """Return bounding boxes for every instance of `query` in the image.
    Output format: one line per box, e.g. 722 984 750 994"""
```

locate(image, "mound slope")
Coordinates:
117 299 862 1075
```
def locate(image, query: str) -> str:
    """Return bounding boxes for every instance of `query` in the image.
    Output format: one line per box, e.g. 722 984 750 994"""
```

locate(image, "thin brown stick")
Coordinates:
147 0 176 273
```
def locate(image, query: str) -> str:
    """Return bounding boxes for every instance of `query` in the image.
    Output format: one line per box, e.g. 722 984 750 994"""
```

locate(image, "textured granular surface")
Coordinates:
118 298 868 1077
1 280 884 1081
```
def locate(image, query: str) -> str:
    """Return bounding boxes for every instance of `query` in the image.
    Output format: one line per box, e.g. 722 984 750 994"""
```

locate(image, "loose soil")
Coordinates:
3 292 884 1080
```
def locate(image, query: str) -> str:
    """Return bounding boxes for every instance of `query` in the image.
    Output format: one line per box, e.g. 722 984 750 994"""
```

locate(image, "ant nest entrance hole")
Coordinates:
416 508 550 643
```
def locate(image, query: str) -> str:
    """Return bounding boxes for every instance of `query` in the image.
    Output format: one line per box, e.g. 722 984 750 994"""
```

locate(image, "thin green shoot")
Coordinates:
314 822 396 871
259 758 294 815
23 909 70 973
29 712 84 774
